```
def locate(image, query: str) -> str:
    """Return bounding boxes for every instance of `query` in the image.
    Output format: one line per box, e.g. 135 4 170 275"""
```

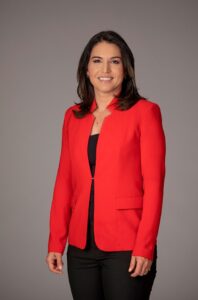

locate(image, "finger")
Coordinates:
47 255 62 274
128 255 137 272
55 256 64 273
130 257 144 277
148 260 153 269
48 257 58 273
142 259 153 276
140 260 149 276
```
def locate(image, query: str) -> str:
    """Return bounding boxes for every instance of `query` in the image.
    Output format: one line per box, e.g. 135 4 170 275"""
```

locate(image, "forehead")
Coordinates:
90 41 121 57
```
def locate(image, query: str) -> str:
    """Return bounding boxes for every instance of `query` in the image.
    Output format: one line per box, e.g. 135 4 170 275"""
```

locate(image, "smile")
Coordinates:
98 77 113 81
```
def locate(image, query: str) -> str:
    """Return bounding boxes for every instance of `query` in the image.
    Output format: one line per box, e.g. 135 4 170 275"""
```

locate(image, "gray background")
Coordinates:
1 0 197 299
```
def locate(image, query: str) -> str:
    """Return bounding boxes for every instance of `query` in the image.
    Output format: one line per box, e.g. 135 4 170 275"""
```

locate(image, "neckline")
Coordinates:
90 96 118 113
90 133 100 136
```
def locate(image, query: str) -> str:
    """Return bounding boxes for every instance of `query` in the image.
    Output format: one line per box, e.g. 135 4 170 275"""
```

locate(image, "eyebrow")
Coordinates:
91 56 122 59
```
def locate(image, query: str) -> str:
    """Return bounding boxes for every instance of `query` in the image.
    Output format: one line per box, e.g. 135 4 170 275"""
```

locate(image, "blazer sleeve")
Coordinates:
132 103 166 260
48 107 73 254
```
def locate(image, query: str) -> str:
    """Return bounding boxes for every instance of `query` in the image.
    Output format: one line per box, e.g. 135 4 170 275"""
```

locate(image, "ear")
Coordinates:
86 70 89 77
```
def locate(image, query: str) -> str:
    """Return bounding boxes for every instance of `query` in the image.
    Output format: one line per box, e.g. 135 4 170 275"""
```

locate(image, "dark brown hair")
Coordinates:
73 30 146 118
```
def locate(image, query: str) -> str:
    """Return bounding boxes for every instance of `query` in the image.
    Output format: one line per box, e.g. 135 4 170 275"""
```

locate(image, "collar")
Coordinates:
90 96 118 113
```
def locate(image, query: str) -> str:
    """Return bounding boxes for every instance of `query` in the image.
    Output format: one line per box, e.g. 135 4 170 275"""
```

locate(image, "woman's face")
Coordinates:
86 41 125 98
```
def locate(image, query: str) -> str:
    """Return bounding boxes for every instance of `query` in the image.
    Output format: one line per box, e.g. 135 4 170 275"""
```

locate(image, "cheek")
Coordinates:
89 69 100 79
88 63 100 72
114 67 124 79
87 64 94 75
116 74 124 83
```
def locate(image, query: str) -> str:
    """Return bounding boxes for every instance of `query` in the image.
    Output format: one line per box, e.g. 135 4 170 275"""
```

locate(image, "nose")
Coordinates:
102 61 111 73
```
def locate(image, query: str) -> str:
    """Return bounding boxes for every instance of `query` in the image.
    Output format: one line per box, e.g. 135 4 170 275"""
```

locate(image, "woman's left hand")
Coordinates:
128 255 152 277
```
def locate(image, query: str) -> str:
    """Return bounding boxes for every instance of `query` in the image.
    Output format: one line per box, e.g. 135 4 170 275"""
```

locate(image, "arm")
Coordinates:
47 107 73 254
133 103 166 260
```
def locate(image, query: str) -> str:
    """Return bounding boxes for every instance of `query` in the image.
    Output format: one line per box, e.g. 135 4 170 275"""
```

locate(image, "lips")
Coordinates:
98 77 113 81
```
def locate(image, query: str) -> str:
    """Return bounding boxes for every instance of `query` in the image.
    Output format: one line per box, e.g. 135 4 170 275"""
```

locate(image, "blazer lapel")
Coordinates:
89 96 119 179
72 96 119 181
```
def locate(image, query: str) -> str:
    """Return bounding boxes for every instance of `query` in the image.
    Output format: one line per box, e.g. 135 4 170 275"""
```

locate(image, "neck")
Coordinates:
94 94 117 111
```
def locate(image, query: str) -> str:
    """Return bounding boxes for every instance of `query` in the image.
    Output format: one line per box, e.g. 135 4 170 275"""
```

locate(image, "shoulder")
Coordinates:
136 98 161 111
63 102 79 121
64 102 79 114
135 98 163 126
136 98 163 118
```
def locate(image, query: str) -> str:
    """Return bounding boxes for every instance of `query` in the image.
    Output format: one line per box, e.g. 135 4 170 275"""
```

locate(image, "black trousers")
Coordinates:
66 219 157 300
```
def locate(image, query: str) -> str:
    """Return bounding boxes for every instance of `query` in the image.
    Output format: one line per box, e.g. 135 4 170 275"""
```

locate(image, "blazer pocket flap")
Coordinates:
115 196 143 209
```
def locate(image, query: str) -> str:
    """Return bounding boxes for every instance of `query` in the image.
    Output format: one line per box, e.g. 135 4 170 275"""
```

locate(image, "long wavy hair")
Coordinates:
73 30 146 118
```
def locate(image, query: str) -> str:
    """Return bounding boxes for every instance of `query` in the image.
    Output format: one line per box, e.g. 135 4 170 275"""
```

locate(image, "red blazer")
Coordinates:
48 97 166 260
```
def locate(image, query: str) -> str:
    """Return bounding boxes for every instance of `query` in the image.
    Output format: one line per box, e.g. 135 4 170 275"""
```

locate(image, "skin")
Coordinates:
46 41 153 277
86 41 125 110
46 252 64 274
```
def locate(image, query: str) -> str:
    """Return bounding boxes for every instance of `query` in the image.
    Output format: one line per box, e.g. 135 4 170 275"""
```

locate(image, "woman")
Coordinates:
46 30 166 300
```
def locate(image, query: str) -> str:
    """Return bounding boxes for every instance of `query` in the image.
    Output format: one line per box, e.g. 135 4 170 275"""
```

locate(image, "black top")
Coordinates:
88 133 99 176
86 133 99 249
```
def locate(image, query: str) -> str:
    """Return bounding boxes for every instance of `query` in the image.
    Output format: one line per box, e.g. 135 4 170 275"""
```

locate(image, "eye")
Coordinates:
112 60 120 64
93 59 101 63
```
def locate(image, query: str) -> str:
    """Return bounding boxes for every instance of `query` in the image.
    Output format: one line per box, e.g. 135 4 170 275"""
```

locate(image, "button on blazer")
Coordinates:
48 97 166 260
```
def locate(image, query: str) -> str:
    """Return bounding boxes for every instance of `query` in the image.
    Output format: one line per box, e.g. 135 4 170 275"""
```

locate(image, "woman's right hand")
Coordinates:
45 252 64 274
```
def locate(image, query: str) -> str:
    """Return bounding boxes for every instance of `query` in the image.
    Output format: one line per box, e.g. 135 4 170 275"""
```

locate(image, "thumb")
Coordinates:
128 255 136 272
